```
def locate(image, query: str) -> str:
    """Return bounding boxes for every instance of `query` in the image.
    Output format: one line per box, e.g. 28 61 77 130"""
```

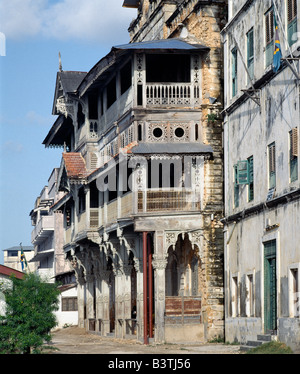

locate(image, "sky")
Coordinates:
0 0 137 264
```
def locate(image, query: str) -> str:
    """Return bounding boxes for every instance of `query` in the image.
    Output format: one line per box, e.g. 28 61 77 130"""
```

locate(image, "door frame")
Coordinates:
264 240 277 333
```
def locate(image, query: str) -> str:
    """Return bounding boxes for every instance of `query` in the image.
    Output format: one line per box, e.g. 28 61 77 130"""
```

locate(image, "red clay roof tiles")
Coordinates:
63 152 87 179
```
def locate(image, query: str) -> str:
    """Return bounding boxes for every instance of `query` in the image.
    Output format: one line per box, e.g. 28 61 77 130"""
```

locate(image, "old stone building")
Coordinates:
222 0 300 351
43 0 226 343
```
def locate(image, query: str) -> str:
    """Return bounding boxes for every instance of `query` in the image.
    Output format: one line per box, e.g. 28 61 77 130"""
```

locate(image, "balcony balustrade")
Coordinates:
31 215 54 244
146 83 200 107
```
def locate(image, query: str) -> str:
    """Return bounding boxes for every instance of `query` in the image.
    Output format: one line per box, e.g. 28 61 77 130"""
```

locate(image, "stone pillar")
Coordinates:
76 276 86 329
152 231 168 343
123 264 133 338
100 270 111 336
135 255 144 341
86 274 95 331
114 266 123 338
95 274 102 333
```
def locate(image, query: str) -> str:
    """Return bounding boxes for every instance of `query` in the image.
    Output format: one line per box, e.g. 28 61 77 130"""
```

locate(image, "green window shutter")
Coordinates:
234 165 239 208
237 160 249 185
268 142 276 188
248 156 254 201
290 129 298 182
232 48 237 97
247 29 254 81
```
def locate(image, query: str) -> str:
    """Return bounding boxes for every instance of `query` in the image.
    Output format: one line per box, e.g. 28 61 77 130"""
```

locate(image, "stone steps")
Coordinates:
240 334 274 352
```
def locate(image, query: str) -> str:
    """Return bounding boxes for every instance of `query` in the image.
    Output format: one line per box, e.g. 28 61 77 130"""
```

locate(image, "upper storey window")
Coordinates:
146 54 191 83
265 7 274 67
287 0 298 46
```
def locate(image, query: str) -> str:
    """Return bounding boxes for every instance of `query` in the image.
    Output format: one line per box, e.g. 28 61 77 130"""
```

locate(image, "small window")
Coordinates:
231 48 238 97
88 94 98 120
247 28 254 82
9 251 18 257
268 142 276 188
62 297 78 312
248 156 254 202
290 268 299 317
106 76 117 109
246 274 254 317
120 61 132 95
290 128 298 182
138 124 143 141
153 127 163 138
231 276 239 317
287 0 298 46
265 8 274 66
77 103 85 129
78 187 86 214
175 127 185 138
233 165 239 208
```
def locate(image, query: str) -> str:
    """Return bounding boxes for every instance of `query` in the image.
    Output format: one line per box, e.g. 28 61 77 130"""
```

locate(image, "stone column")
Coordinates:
152 231 168 343
100 270 111 336
85 273 95 331
123 264 133 338
114 266 123 338
76 275 86 329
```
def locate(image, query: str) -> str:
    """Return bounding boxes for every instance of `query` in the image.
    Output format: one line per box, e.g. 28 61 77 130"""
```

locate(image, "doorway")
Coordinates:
264 240 277 333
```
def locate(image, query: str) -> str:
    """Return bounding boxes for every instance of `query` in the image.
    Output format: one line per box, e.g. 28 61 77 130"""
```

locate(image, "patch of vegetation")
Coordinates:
208 336 225 344
0 273 60 354
246 341 293 354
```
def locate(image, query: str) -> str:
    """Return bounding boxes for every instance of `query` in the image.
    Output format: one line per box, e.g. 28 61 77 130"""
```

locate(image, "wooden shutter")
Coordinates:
287 0 297 22
269 143 276 173
90 153 98 170
232 48 237 96
248 156 254 183
237 160 249 184
291 127 298 158
265 9 274 44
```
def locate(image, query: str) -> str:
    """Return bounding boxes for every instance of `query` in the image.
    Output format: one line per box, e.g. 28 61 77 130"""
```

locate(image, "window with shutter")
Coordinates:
290 128 298 182
237 160 249 184
232 48 237 97
247 28 254 82
265 8 274 66
233 165 239 208
268 142 276 188
248 156 254 201
287 0 298 46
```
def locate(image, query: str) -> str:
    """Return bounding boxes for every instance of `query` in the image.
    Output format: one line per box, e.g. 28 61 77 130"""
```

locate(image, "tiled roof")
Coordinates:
0 264 25 279
58 71 87 93
63 153 87 179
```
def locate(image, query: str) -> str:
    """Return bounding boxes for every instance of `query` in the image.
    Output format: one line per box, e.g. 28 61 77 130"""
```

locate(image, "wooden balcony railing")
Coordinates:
138 190 200 213
146 83 200 107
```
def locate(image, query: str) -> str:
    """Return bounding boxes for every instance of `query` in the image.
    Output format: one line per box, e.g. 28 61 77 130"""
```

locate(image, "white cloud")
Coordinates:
1 140 24 153
0 0 137 44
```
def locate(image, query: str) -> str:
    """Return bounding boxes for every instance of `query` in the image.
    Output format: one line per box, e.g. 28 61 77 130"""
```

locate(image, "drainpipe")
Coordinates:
148 234 153 339
143 231 148 345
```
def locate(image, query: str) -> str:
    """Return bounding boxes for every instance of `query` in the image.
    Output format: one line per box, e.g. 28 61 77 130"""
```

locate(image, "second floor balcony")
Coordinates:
31 215 54 245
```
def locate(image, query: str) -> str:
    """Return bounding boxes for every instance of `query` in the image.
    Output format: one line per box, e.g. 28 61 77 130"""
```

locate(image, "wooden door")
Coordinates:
264 240 277 333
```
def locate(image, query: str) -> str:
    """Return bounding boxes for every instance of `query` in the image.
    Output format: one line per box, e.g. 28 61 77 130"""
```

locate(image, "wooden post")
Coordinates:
143 232 148 344
148 234 153 338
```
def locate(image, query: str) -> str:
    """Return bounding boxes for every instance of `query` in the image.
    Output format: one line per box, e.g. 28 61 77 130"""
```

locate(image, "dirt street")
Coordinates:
46 326 241 355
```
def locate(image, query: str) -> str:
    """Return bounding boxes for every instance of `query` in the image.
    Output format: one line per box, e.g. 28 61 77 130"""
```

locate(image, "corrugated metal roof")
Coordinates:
131 142 213 155
113 38 209 52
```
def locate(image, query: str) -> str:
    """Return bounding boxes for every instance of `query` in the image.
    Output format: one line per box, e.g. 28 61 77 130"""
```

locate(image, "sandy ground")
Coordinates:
46 326 241 355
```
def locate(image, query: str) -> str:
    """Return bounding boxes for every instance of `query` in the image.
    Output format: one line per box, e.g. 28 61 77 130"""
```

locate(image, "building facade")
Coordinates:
43 0 227 343
30 168 78 328
3 246 34 272
222 0 300 351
